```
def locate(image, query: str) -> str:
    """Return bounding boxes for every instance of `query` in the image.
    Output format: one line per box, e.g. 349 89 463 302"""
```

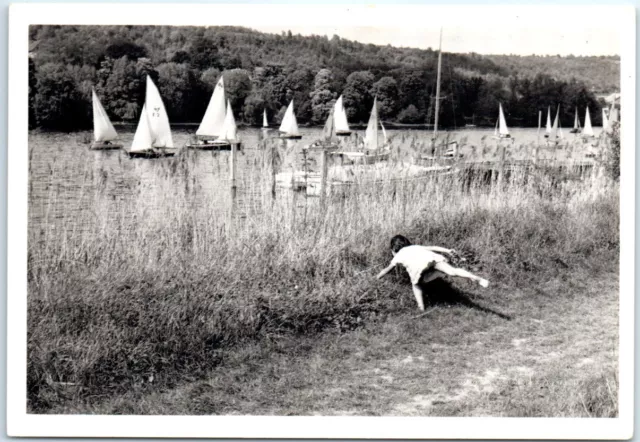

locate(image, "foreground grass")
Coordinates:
27 144 619 414
54 261 618 416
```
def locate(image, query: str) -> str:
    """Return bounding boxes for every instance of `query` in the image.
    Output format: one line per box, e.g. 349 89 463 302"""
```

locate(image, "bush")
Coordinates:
397 105 422 124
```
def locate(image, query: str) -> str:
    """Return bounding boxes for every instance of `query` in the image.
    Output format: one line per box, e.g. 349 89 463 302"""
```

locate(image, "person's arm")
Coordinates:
424 246 455 256
376 258 398 279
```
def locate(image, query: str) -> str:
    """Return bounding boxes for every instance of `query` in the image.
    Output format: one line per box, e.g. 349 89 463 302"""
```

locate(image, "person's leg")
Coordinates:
434 262 489 288
411 284 425 311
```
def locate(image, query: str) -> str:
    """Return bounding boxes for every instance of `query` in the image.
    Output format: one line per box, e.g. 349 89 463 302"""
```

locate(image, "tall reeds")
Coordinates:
27 135 619 412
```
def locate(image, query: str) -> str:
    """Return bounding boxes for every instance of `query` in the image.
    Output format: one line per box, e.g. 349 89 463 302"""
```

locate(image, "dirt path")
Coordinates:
59 270 619 417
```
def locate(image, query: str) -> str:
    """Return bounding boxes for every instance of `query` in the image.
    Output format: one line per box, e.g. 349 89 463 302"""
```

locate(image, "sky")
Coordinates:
249 4 623 58
251 25 620 57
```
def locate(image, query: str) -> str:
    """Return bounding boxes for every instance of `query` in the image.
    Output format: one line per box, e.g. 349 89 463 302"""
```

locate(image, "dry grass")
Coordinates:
27 135 619 415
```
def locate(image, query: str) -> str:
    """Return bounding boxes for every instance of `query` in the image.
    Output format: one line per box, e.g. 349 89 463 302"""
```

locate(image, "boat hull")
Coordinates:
332 151 390 165
570 129 581 134
126 149 176 158
336 131 352 136
90 142 122 150
280 134 303 140
186 140 242 151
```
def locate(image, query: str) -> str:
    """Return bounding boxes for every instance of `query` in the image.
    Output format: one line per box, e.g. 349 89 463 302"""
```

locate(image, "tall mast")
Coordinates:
433 27 443 139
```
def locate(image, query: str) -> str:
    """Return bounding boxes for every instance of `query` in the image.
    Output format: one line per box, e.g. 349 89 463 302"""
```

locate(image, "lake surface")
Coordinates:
28 126 603 238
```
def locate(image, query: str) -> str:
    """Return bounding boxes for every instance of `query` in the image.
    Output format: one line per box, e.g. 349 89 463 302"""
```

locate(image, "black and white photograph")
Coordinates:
6 3 635 439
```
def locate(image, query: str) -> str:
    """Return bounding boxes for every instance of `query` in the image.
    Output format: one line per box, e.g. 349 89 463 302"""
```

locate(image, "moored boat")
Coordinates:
334 95 352 136
492 103 511 139
570 107 581 134
90 89 122 150
279 100 302 139
187 76 231 150
544 106 552 138
126 76 176 158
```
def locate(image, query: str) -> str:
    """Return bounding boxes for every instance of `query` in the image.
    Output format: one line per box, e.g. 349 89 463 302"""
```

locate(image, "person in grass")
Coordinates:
376 235 490 311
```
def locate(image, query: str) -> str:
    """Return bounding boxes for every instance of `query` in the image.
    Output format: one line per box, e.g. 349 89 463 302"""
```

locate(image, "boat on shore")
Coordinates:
187 76 234 150
126 76 176 158
279 100 303 139
90 89 122 150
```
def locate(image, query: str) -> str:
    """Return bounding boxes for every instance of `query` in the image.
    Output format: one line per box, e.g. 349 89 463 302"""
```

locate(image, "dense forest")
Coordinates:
28 25 620 131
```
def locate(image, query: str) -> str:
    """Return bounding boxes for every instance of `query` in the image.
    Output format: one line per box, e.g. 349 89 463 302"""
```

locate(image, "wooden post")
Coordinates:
270 141 276 201
319 148 329 209
497 140 506 187
534 110 541 165
229 142 237 217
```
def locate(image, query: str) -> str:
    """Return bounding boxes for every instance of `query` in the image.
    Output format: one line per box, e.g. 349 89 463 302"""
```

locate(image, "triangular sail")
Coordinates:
196 76 226 137
263 109 268 128
573 107 580 130
545 107 552 134
333 95 350 133
145 76 173 148
220 100 237 141
602 108 609 129
364 97 379 150
130 104 153 153
323 107 336 141
279 100 299 136
552 105 563 139
92 89 118 142
583 107 594 137
498 103 509 136
381 121 388 143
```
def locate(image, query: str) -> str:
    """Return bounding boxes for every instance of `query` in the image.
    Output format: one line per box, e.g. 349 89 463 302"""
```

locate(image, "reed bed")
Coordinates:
27 135 619 413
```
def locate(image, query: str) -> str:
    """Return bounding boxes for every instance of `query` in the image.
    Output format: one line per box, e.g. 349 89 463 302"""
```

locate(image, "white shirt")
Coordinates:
391 245 447 285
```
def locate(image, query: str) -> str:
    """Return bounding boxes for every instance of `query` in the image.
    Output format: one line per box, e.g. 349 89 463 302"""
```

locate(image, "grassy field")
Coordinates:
27 134 620 415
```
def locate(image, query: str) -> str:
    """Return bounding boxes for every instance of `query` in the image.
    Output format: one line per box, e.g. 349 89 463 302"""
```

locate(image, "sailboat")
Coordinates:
544 106 552 138
279 100 302 139
582 107 594 138
545 105 565 146
421 28 458 161
187 76 232 150
570 107 581 134
332 97 389 165
90 89 122 150
263 109 269 128
493 103 511 139
602 108 610 130
127 76 175 158
333 95 351 136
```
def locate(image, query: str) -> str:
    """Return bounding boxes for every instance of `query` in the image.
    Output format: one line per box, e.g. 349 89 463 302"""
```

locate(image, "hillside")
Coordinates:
28 25 618 130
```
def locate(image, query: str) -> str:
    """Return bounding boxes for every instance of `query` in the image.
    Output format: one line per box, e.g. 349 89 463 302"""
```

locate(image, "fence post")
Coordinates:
229 142 237 217
319 148 329 209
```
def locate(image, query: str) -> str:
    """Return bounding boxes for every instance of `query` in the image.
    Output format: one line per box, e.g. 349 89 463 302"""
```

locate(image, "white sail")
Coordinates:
602 108 609 129
130 104 153 153
279 100 299 136
381 121 388 143
145 76 173 148
333 95 350 133
545 106 552 134
583 107 594 137
552 105 564 139
364 97 379 150
573 108 580 130
263 109 268 128
498 103 509 136
92 89 118 142
220 100 237 141
196 76 226 138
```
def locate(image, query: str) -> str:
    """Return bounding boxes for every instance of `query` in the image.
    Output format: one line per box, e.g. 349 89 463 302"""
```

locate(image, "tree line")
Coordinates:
28 25 615 131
